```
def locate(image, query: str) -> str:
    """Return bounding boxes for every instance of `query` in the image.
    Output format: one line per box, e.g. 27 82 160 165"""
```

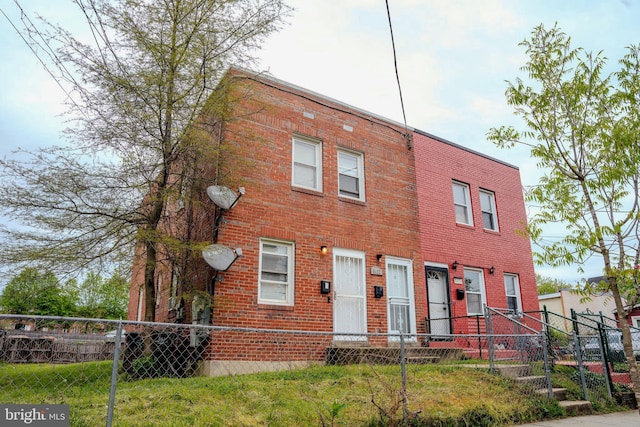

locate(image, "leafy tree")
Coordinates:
73 271 129 319
0 0 291 321
488 23 640 404
536 274 573 295
0 268 76 316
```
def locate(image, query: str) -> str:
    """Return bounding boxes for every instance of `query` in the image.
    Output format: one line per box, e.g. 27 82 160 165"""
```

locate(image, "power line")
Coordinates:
385 0 411 148
0 3 74 107
1 1 87 117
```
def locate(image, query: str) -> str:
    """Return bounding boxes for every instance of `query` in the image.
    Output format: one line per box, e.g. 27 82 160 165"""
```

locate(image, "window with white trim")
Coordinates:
292 135 322 191
258 239 294 305
504 273 522 313
452 181 473 225
480 189 499 231
169 269 179 309
338 149 365 201
136 288 144 321
464 268 485 315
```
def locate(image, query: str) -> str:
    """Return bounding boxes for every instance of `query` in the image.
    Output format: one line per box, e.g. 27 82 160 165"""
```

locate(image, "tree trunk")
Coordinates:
609 276 640 411
143 239 157 321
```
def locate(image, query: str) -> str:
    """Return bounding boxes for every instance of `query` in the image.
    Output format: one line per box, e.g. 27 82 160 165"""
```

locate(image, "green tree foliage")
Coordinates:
1 268 129 319
0 0 291 321
536 274 573 295
488 23 640 403
0 268 76 316
73 271 130 319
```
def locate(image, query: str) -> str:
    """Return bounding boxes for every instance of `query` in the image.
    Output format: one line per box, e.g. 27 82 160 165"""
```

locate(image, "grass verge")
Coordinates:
0 361 584 426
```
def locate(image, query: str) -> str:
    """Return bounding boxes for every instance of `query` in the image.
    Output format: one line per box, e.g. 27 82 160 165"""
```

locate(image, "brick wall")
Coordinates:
413 131 538 317
199 72 425 334
128 70 539 356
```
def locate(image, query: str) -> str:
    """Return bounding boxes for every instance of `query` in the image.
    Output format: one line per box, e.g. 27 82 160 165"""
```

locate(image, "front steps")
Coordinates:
493 364 593 416
325 346 593 416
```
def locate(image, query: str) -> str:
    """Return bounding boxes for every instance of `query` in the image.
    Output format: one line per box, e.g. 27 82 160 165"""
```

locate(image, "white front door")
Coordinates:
426 269 451 336
387 257 416 340
333 249 367 340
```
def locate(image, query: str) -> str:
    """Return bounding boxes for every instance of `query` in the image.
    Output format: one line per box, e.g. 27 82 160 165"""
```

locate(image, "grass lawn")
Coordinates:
0 360 582 426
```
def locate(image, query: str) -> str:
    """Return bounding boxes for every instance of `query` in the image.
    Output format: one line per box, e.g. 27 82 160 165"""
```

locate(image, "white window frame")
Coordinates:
452 181 473 225
338 149 365 201
292 135 322 192
464 267 486 316
258 239 295 306
504 273 522 314
136 287 144 321
631 315 640 329
480 189 499 231
169 269 179 309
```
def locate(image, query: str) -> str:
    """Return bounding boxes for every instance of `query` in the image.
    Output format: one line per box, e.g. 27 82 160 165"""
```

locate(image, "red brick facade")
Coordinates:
129 70 426 338
413 130 538 334
127 69 538 355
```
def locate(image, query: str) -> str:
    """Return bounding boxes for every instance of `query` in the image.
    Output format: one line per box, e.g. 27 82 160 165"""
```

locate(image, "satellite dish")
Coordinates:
202 244 242 271
206 186 244 210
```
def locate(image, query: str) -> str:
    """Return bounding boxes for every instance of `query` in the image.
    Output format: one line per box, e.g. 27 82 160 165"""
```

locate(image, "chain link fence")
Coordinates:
0 312 631 426
533 308 639 405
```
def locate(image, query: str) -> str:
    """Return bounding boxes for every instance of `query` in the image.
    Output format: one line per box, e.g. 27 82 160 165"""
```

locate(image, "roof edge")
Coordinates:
413 128 519 170
227 67 519 170
229 66 413 132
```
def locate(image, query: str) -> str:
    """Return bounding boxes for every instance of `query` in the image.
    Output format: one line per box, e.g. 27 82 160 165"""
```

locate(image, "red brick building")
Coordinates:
413 131 537 336
127 69 538 366
128 69 426 339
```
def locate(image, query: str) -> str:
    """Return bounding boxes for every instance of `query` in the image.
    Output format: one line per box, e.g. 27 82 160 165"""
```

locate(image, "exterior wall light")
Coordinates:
320 245 328 255
452 260 459 270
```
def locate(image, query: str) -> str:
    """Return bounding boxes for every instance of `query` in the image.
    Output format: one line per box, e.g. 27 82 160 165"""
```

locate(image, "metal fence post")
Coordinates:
540 333 554 399
106 321 123 427
400 332 407 423
596 324 613 398
542 306 553 366
485 307 496 372
476 315 483 359
570 309 579 335
573 331 589 401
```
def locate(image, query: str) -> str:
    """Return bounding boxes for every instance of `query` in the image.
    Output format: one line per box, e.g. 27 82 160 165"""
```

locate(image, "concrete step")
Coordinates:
489 362 592 416
559 400 593 416
535 387 568 401
514 375 547 389
491 364 533 378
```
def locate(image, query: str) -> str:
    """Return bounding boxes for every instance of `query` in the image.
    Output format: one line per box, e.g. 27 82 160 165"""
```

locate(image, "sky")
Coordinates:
1 0 640 284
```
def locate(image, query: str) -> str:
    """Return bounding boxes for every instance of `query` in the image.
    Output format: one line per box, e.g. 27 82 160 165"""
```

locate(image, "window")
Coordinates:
292 136 322 191
258 239 294 305
464 268 485 315
452 181 473 225
169 269 179 309
480 189 499 231
504 274 521 313
338 149 365 200
136 288 144 321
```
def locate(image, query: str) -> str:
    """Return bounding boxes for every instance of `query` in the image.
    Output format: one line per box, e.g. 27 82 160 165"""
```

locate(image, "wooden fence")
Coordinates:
0 331 116 364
